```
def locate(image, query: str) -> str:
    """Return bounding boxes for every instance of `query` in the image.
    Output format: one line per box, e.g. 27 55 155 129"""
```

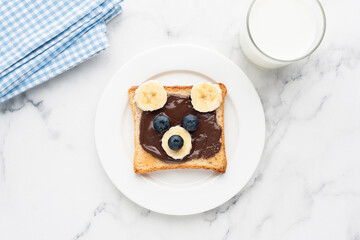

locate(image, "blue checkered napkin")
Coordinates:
1 24 109 103
0 0 122 103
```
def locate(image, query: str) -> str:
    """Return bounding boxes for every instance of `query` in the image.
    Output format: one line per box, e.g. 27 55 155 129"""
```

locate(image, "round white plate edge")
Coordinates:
95 44 266 215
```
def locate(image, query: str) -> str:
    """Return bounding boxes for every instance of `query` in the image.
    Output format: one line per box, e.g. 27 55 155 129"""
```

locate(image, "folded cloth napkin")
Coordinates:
0 0 122 103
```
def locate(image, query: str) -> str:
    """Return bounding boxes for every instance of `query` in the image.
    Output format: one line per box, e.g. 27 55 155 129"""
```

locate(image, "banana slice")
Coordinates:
191 82 222 112
135 80 167 111
161 126 192 160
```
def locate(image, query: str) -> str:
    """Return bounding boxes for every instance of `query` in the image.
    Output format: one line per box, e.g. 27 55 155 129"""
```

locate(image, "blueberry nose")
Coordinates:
168 135 184 151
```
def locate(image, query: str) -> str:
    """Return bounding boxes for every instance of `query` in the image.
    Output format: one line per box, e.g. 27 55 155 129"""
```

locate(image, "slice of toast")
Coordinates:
128 83 227 174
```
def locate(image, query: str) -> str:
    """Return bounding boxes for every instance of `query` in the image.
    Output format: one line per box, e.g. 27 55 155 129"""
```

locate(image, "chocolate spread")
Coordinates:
139 95 222 163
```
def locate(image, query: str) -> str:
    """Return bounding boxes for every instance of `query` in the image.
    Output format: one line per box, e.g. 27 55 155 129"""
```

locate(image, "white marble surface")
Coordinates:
1 0 360 239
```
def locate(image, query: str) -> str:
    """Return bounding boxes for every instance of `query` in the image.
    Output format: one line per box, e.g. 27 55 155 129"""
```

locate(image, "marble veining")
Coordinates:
72 202 107 240
1 0 360 239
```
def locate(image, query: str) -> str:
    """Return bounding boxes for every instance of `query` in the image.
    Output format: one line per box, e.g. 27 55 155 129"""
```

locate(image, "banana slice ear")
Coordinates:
135 80 168 111
190 82 222 112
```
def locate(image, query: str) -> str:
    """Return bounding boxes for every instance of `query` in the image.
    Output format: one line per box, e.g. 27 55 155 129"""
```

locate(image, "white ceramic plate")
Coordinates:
95 45 265 215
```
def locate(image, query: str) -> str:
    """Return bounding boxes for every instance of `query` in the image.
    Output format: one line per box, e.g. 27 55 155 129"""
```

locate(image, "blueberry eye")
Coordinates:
182 114 199 132
153 115 170 133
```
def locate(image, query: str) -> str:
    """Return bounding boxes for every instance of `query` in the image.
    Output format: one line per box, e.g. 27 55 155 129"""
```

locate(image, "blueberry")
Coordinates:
182 114 199 132
153 115 170 133
168 135 184 151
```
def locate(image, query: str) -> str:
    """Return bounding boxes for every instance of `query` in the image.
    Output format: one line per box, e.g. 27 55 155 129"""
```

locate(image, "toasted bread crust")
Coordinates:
128 83 227 174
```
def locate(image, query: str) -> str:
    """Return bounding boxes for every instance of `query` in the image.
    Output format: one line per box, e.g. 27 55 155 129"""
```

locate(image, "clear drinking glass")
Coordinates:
240 0 326 68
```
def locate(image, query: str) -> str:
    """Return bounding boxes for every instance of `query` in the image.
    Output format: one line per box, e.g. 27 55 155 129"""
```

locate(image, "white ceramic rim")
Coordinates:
95 44 266 215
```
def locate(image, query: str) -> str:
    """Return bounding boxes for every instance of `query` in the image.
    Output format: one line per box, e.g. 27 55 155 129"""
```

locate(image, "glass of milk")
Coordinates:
240 0 326 68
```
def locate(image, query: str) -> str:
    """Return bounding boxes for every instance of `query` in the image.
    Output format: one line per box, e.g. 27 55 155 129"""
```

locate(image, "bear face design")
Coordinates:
139 95 222 162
